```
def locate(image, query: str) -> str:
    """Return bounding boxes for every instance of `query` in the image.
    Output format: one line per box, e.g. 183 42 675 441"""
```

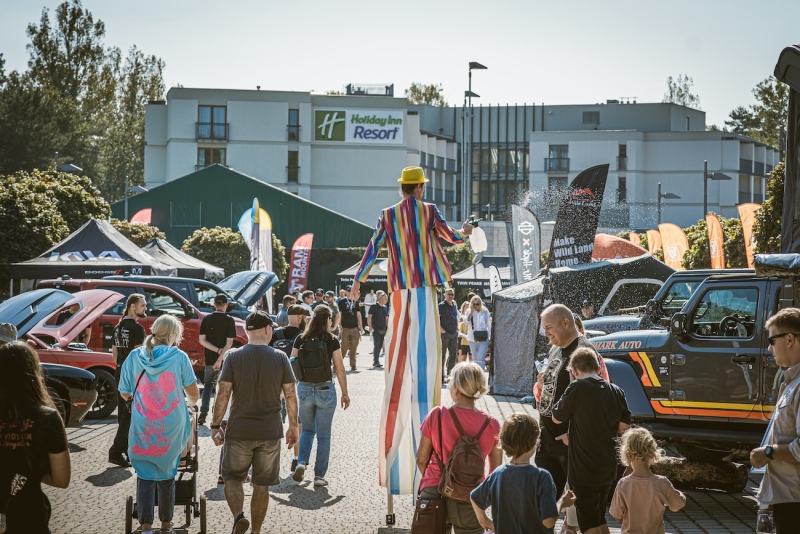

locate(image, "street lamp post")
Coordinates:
702 160 732 217
462 61 487 220
658 182 680 224
124 175 149 220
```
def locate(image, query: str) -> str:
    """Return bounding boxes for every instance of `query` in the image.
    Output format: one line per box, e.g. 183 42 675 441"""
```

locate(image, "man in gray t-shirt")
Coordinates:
212 311 298 534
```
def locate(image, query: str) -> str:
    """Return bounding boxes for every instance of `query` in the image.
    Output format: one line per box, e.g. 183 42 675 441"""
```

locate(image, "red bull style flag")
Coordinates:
546 164 609 268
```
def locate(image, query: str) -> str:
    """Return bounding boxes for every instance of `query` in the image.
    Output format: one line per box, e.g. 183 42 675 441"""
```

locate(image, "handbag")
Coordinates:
471 315 489 342
411 410 447 534
125 370 147 414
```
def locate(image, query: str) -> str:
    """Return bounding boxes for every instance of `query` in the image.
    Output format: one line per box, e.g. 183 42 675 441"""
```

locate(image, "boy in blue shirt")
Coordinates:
471 413 575 534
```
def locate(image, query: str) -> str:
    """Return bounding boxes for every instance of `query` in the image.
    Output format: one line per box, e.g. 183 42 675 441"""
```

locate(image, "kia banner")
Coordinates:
289 233 314 292
510 205 540 283
706 213 725 269
546 164 609 268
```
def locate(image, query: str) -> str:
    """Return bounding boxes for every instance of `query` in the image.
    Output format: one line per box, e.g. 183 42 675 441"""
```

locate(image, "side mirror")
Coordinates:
644 299 660 321
184 306 196 319
671 312 688 339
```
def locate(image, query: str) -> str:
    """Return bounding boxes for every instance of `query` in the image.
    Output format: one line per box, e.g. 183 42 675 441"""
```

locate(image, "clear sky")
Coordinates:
1 0 798 128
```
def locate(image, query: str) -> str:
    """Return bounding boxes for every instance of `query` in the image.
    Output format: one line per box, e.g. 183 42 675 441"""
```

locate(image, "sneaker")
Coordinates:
372 363 383 369
350 367 357 372
197 414 206 425
557 525 577 534
292 462 306 482
232 512 249 534
313 476 328 487
290 458 298 473
108 451 131 468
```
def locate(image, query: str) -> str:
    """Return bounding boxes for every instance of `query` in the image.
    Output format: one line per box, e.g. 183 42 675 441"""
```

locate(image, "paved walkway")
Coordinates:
47 342 760 533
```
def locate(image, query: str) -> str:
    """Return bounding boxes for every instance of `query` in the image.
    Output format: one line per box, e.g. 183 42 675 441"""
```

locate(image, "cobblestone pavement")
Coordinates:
47 342 760 533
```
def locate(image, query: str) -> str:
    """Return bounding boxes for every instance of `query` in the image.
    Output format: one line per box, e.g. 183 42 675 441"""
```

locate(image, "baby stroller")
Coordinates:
124 406 207 534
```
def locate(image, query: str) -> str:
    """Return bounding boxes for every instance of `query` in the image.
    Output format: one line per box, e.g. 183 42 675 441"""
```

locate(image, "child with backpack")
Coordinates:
471 413 576 534
290 306 350 487
610 427 686 534
415 362 502 533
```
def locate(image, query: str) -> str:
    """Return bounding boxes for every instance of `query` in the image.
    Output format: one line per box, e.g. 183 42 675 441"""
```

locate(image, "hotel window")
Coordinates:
197 106 227 140
197 148 225 169
287 150 299 183
288 109 300 141
618 176 627 203
582 111 600 124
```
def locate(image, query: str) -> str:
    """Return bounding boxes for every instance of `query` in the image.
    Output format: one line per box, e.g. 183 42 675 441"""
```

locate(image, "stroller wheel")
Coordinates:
200 496 207 534
125 496 133 534
185 504 192 526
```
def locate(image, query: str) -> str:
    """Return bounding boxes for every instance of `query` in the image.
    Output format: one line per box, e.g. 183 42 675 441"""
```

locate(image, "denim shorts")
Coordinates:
221 438 281 486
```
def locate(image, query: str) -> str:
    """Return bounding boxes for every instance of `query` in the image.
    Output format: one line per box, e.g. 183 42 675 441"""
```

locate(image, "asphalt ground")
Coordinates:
46 340 761 533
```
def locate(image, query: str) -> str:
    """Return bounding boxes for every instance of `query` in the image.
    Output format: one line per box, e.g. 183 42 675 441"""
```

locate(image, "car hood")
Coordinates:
29 289 124 348
41 362 97 380
218 270 279 308
0 289 74 337
583 314 655 335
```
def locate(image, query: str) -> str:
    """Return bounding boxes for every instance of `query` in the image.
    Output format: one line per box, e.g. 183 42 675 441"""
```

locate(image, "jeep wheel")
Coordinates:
676 442 733 462
86 368 118 419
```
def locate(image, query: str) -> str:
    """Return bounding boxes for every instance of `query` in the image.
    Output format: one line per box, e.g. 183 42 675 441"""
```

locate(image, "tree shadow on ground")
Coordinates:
85 467 133 487
203 485 226 501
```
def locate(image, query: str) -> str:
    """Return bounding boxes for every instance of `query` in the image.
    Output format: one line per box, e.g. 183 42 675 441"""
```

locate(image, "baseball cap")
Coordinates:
325 291 335 297
214 293 230 305
581 299 593 307
345 285 352 291
0 323 17 344
287 304 311 316
246 311 273 330
315 288 324 295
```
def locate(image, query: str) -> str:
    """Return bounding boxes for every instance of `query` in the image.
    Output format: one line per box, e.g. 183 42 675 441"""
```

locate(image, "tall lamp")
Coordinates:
703 160 732 217
124 175 149 220
658 182 680 224
462 61 487 220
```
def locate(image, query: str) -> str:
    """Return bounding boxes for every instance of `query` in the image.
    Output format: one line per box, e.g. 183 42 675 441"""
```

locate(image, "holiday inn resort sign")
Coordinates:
314 109 404 144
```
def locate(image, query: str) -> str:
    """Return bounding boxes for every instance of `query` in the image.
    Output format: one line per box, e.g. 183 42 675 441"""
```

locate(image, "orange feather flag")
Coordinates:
658 223 689 270
706 214 725 269
737 203 761 268
646 229 662 256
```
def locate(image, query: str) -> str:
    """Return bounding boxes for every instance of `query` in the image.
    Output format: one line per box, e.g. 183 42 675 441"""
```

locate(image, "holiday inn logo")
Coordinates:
315 110 346 141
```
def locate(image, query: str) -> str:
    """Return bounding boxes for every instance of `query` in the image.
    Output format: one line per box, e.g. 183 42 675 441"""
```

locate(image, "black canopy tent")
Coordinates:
490 254 674 396
9 219 176 287
140 238 225 280
451 264 513 290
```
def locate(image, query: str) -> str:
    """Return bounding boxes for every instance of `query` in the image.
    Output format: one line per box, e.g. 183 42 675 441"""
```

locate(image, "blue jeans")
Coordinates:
200 365 219 416
469 340 489 370
137 478 175 526
297 381 337 477
372 331 385 365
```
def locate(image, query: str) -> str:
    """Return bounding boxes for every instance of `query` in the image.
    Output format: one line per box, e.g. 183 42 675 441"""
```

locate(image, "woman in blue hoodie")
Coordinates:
119 314 200 534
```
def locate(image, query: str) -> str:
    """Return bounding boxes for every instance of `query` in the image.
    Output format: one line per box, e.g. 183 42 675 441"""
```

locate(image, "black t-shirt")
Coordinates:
539 336 596 439
552 377 631 486
270 326 303 351
0 407 68 534
368 304 389 334
200 311 237 365
338 299 361 329
112 318 146 365
438 300 459 333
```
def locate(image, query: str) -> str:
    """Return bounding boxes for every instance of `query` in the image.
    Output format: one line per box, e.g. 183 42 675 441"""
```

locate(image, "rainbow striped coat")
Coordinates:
355 196 466 292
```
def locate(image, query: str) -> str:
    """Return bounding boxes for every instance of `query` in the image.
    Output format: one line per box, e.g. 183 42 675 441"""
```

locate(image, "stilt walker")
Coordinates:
351 167 474 521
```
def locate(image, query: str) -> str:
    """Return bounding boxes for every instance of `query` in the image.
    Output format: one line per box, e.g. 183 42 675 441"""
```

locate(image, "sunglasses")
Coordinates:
768 332 799 345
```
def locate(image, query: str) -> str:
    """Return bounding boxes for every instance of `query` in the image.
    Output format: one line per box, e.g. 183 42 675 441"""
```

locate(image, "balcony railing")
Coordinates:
617 156 627 171
544 158 570 173
287 125 301 141
739 158 753 174
196 122 229 141
446 158 457 173
287 166 300 183
754 161 765 176
435 156 445 171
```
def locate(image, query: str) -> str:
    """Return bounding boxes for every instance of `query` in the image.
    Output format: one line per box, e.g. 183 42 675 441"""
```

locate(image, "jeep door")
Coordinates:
669 282 763 419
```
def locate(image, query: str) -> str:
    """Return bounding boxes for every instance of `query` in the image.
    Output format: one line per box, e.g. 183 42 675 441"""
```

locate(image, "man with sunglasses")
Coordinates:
751 307 800 532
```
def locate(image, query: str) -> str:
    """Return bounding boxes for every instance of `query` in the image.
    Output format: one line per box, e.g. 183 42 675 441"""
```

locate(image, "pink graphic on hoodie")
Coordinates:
131 372 180 457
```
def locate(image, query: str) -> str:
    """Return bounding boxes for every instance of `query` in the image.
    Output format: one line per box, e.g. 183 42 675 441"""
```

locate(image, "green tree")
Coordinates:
750 76 789 148
662 74 700 109
405 82 448 107
181 227 289 283
721 217 748 268
682 215 748 269
443 243 474 273
753 161 784 254
110 218 166 246
724 105 760 136
20 167 110 232
97 46 165 201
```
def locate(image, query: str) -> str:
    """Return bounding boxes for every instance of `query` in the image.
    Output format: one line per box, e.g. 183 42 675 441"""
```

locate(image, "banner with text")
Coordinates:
314 109 404 144
706 213 726 269
659 223 688 271
510 205 540 283
546 164 609 269
646 229 662 255
737 203 761 268
289 233 314 292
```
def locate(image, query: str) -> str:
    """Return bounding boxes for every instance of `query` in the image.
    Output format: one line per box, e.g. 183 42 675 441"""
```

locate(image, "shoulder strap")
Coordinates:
435 408 444 470
449 407 467 437
132 369 146 397
276 329 286 340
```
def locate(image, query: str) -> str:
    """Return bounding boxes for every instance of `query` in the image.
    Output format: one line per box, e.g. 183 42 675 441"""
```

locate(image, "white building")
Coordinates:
144 87 420 225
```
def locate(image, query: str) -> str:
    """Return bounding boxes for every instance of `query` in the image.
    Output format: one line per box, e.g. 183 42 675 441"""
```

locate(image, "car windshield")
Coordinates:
661 280 701 313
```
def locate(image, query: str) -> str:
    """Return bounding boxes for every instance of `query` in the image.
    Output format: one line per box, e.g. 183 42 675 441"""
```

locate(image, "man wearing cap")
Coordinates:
0 322 18 346
580 299 600 320
310 289 326 310
198 294 237 425
212 311 299 534
352 166 474 494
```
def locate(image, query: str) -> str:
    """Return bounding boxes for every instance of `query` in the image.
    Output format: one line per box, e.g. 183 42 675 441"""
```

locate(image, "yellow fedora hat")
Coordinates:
397 166 429 184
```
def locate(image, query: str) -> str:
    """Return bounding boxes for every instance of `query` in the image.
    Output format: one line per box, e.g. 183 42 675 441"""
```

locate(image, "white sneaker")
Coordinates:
558 525 577 534
292 462 306 482
313 476 328 487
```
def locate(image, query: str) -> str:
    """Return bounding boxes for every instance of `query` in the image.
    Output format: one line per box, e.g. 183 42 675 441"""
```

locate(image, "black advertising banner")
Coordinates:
510 205 540 283
546 164 609 268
